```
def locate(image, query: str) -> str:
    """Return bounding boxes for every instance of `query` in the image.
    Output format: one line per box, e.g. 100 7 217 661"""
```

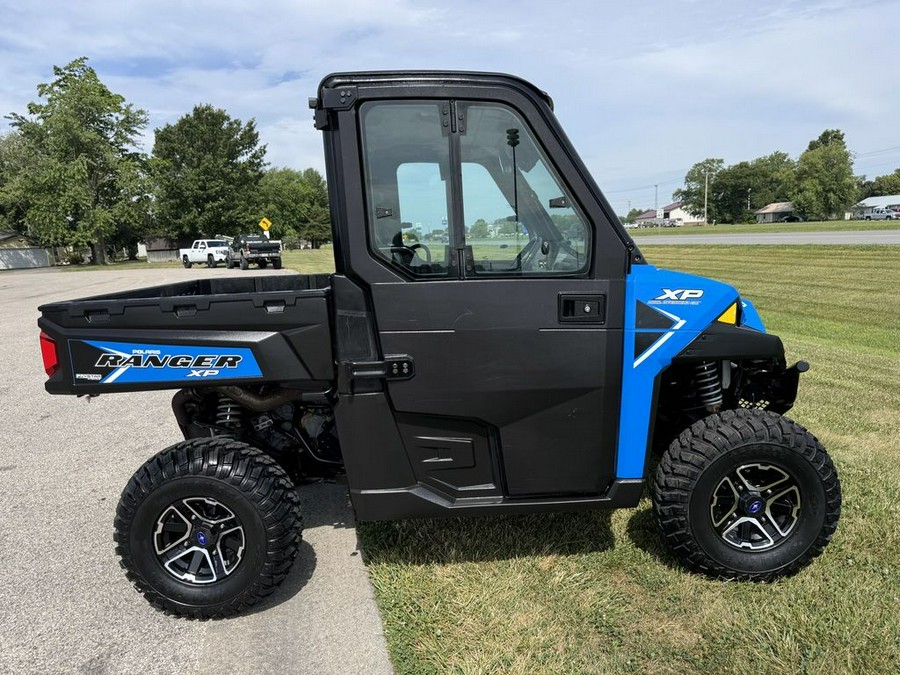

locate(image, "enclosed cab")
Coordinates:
37 71 840 619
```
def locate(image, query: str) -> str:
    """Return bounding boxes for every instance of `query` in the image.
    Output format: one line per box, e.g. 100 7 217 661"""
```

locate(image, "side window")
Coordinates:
459 102 590 276
360 102 453 278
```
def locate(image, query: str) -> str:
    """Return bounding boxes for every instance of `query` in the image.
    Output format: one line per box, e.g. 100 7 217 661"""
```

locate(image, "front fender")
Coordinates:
616 265 739 479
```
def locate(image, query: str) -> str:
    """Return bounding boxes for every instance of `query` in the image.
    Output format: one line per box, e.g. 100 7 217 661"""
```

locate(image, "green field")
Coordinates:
358 245 900 674
630 219 900 236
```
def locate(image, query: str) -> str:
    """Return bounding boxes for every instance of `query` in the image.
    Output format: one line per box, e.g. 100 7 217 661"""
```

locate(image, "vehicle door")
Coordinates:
357 97 627 498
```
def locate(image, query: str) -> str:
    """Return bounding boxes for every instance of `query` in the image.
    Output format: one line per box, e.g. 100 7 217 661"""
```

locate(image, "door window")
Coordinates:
459 102 590 276
360 102 453 278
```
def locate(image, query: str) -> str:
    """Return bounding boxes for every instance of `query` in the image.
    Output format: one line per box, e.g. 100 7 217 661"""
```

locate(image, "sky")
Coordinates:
1 0 897 216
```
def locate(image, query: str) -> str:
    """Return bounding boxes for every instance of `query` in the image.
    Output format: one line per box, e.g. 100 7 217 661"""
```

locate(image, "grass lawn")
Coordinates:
631 219 900 236
358 245 900 674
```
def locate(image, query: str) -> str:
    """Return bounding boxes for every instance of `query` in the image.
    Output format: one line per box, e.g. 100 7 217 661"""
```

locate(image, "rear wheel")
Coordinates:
653 409 840 580
114 438 303 618
182 255 192 269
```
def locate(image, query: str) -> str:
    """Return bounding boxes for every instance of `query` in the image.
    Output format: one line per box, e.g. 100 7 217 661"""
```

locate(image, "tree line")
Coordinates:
0 57 330 264
623 130 900 224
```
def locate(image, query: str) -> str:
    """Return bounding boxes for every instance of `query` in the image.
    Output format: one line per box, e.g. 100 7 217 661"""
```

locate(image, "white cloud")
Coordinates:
1 0 897 213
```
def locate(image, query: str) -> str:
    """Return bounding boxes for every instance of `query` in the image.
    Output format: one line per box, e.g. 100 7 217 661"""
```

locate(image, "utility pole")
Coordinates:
654 184 658 210
747 187 752 211
703 168 709 224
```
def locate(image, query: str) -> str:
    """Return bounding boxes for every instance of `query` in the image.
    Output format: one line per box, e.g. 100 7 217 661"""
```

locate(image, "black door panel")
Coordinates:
373 280 622 495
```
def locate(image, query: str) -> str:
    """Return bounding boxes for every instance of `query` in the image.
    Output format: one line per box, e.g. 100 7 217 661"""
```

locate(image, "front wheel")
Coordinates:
240 255 249 271
207 254 217 269
258 259 268 269
272 258 282 270
653 409 840 580
182 255 192 269
114 438 303 618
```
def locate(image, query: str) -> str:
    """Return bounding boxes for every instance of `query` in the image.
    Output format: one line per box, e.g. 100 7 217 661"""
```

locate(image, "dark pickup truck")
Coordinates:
37 71 840 619
226 233 283 269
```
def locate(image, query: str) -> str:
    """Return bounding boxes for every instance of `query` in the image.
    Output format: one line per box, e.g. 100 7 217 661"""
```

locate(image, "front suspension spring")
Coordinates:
695 361 723 411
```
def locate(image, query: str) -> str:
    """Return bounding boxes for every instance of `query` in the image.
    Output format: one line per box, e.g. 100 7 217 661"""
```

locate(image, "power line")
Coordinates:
855 144 900 158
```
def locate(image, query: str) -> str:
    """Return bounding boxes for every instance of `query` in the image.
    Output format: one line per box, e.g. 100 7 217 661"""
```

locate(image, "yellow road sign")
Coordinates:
259 217 272 231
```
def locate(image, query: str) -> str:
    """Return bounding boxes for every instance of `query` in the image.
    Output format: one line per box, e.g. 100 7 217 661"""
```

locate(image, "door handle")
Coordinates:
558 294 606 324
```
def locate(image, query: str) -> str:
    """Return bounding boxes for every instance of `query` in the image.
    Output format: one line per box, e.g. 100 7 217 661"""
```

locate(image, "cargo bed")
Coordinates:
38 274 334 395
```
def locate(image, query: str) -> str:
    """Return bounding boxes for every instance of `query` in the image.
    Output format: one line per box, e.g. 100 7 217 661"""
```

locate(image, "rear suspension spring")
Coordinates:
695 361 723 412
216 396 243 430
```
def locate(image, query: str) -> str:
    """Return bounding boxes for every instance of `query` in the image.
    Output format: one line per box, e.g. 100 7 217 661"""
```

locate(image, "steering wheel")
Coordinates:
511 236 543 271
389 242 432 267
408 242 431 263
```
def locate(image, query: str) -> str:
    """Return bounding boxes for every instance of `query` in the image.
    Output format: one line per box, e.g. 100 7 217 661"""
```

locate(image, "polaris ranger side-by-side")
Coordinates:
37 72 841 618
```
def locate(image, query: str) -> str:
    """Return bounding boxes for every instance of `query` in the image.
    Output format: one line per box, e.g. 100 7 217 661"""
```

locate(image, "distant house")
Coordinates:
144 237 191 263
661 201 702 225
754 202 795 223
852 195 900 217
0 230 53 270
634 209 660 227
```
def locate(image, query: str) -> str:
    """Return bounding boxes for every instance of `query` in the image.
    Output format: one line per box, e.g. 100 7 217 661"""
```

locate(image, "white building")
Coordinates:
852 195 900 217
661 201 702 225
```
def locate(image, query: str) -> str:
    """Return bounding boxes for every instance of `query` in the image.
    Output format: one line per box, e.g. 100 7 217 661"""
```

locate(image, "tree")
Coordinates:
673 158 724 222
151 105 266 240
621 207 643 224
468 218 489 239
792 130 856 220
256 167 308 240
749 151 796 208
712 161 756 223
865 169 900 198
806 129 845 153
6 57 149 263
296 168 331 248
0 131 34 232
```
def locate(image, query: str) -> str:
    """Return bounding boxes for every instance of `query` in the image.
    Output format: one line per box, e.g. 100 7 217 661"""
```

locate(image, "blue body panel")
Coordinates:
615 265 753 479
75 340 262 384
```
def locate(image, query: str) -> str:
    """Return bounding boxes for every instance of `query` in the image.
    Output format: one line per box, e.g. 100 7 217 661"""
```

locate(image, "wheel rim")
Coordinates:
709 463 801 551
153 497 246 584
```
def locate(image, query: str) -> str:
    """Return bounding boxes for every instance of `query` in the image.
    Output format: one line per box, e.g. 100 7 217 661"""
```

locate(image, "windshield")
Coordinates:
209 240 227 246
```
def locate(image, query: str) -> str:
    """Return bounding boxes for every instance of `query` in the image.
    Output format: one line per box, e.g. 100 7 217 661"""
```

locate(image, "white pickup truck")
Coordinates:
179 239 230 268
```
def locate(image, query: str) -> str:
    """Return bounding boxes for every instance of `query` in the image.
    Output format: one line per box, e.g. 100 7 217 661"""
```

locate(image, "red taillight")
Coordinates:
246 244 251 253
39 331 59 377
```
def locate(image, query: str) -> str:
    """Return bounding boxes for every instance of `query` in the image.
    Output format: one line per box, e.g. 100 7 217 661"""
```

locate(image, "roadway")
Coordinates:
0 266 393 675
632 229 900 245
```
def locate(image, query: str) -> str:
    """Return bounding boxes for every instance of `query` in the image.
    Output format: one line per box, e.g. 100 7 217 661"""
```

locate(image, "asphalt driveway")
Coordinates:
0 266 393 675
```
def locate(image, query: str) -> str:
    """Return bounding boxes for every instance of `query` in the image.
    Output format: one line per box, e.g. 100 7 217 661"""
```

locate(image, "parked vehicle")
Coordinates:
226 234 283 269
778 215 803 223
864 208 899 221
37 71 841 619
179 239 230 268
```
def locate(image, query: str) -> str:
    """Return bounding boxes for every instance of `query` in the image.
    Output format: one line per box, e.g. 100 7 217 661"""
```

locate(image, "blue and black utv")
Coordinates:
37 72 841 618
